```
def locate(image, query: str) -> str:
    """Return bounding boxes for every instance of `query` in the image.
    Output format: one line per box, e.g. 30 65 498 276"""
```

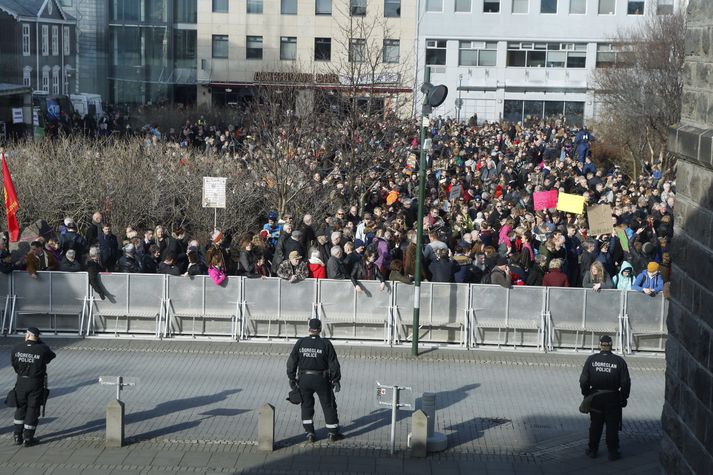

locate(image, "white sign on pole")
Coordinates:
202 177 227 208
12 108 23 124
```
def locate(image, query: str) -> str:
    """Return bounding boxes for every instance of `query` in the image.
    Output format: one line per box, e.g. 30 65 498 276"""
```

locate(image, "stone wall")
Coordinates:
663 1 713 473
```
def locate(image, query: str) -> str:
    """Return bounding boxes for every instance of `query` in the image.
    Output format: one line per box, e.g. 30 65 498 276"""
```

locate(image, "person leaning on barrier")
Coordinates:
10 327 55 447
277 251 309 283
26 241 57 278
579 335 630 461
86 247 106 300
632 262 664 297
59 249 81 272
286 318 344 443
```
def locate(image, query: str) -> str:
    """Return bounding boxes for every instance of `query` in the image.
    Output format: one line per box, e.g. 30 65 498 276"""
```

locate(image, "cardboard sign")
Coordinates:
449 184 462 201
616 228 630 253
533 190 558 211
556 192 585 214
587 204 613 236
202 177 226 208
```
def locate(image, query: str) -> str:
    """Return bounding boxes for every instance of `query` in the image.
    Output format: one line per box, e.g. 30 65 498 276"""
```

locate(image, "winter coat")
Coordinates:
308 259 326 279
543 269 569 287
428 257 457 283
118 255 142 273
632 271 664 294
526 264 546 287
59 257 82 273
327 256 348 280
613 261 635 291
582 271 614 290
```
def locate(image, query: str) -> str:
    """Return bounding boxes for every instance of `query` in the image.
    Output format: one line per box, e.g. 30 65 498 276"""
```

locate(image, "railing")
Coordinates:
0 271 668 353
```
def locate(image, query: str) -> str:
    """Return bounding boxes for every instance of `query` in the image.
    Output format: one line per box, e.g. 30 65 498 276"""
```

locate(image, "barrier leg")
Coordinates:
8 295 16 334
1 296 8 335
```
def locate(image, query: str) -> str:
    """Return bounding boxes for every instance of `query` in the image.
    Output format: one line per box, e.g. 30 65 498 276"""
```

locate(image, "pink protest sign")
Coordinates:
533 190 558 211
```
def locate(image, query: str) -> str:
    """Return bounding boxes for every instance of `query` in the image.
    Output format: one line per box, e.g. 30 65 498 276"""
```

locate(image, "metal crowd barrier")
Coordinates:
0 270 668 354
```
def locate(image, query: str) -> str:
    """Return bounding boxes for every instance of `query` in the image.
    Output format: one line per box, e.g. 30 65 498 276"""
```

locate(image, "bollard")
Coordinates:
410 410 428 458
421 392 447 452
258 403 275 452
105 399 125 448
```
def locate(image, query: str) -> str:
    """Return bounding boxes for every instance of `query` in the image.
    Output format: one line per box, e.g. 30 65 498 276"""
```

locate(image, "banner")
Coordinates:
586 204 613 236
556 192 585 214
533 190 558 211
2 152 20 242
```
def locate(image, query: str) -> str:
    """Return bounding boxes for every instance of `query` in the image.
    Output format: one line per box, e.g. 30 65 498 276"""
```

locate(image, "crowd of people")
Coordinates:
6 113 672 301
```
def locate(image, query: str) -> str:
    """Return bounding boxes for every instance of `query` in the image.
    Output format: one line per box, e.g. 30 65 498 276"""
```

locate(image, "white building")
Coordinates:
415 0 683 125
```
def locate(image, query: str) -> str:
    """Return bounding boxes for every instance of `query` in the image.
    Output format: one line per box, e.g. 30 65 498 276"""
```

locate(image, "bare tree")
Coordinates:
591 11 686 176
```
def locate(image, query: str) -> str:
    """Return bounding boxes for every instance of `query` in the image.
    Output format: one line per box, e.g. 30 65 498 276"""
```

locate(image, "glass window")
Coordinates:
112 0 141 21
315 37 331 61
52 68 60 94
280 36 297 60
598 0 615 14
426 0 443 12
63 67 69 94
484 0 500 12
426 39 447 65
146 0 167 22
627 1 644 14
247 0 263 14
507 50 526 67
350 0 366 16
281 0 297 14
349 38 365 62
22 24 30 56
570 0 585 13
546 51 566 67
212 0 228 13
459 41 497 66
565 101 584 127
455 0 470 11
212 34 228 58
42 69 49 93
544 101 565 119
512 0 528 13
524 100 544 120
566 51 586 68
504 100 523 123
63 26 70 56
656 0 673 15
384 0 401 17
174 29 196 68
596 43 619 67
527 50 546 67
316 0 332 14
41 25 49 56
246 35 263 59
383 39 400 63
23 67 31 87
174 0 197 23
52 26 59 56
541 0 557 13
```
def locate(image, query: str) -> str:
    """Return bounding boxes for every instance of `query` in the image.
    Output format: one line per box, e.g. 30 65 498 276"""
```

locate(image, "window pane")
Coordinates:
507 50 526 66
546 51 566 67
247 0 263 13
212 35 228 58
524 100 544 120
280 37 296 60
657 0 673 15
247 35 262 59
351 0 366 15
281 0 297 14
385 0 400 17
350 38 365 62
503 100 523 123
315 37 331 61
212 0 228 13
426 0 443 12
526 51 546 67
426 48 446 65
316 0 332 14
479 49 497 66
569 0 585 13
459 49 478 66
540 0 556 14
174 29 196 67
627 1 644 14
566 51 586 68
545 101 564 119
598 0 615 14
484 1 500 13
383 39 400 63
512 0 528 13
455 0 470 12
565 101 584 127
174 0 197 23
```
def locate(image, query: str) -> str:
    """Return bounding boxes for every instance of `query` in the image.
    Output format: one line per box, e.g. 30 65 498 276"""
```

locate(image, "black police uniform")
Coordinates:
286 321 341 438
579 339 630 458
11 331 55 445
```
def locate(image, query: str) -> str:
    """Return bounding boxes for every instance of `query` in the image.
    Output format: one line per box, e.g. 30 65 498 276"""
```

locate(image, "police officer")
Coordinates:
579 334 630 460
10 327 55 446
286 318 344 443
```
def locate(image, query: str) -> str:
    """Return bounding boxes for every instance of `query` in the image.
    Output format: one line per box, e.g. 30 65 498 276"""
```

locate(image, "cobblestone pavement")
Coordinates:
0 338 666 474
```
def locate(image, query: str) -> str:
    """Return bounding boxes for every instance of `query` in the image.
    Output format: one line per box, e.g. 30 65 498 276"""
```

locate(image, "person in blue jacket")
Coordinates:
632 262 664 296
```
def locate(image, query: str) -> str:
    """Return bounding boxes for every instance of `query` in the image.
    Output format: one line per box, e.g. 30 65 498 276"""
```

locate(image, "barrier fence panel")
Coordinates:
318 279 357 339
242 277 279 338
243 277 316 338
506 286 546 349
583 289 625 351
425 283 469 345
625 291 666 352
470 284 508 346
11 271 52 333
391 282 426 343
278 278 318 338
166 275 241 338
354 280 392 342
0 272 11 334
90 273 165 336
546 288 586 349
49 272 88 333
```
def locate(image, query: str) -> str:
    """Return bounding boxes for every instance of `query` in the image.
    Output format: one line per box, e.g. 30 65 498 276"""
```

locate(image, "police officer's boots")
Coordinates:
13 424 23 445
23 428 38 447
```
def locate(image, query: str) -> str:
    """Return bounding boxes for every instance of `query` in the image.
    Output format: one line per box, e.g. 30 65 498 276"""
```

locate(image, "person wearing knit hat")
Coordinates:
632 261 664 296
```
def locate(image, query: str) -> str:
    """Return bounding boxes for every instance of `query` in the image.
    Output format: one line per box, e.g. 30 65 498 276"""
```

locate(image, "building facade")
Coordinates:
0 0 77 96
416 0 683 125
196 0 416 113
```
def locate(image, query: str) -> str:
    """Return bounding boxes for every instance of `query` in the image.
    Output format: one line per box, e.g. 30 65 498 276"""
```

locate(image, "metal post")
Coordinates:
390 386 399 455
116 376 122 400
412 66 431 357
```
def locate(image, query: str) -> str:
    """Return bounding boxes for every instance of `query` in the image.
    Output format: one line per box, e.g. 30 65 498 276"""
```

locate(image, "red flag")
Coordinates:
2 152 20 242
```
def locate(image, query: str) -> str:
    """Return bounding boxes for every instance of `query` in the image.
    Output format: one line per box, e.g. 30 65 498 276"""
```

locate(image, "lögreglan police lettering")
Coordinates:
591 361 618 373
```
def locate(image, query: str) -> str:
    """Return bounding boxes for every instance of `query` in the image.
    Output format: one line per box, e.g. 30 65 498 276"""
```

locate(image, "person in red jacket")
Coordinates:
542 258 569 287
307 249 326 279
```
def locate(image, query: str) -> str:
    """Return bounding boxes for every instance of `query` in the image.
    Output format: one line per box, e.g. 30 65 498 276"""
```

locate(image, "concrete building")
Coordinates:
196 0 416 113
415 0 684 125
0 0 77 96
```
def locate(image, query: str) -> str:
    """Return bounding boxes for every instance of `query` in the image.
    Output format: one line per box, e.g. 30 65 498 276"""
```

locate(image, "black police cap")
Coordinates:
599 335 613 344
27 327 41 337
308 318 322 330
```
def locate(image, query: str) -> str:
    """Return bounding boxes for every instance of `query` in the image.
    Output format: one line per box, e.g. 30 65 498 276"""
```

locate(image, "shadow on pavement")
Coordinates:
444 416 511 448
128 408 248 442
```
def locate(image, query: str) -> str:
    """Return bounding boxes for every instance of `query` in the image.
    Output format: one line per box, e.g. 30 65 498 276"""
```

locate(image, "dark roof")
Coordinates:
0 0 74 21
0 83 32 97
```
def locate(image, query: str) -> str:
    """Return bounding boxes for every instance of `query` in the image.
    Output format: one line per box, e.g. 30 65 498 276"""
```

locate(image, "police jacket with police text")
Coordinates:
286 335 341 383
579 350 630 399
11 340 56 380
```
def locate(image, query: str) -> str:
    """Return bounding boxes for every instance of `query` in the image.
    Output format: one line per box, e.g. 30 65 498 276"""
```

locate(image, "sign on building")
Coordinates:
11 108 23 124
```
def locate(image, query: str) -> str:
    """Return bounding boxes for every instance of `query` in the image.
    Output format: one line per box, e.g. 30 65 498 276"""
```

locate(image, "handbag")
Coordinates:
579 389 616 414
5 388 17 407
286 387 302 405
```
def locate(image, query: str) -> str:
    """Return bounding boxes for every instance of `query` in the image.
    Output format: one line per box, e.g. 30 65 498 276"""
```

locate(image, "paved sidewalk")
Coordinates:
0 338 666 474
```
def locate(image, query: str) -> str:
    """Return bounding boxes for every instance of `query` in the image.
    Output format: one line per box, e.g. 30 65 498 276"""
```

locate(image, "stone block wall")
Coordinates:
664 1 713 472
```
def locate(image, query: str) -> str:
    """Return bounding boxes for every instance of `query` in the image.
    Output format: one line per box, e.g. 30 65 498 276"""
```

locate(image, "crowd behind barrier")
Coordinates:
0 271 667 353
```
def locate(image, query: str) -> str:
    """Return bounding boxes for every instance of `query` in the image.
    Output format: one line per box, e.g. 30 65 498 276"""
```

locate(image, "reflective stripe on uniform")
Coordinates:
302 420 313 424
325 423 339 429
23 424 36 430
13 420 24 425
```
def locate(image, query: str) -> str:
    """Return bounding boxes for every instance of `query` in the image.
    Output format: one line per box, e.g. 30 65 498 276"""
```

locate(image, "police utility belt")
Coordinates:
299 370 328 376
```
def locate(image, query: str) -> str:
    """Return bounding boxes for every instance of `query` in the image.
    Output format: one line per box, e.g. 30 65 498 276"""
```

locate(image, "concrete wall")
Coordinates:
663 1 713 473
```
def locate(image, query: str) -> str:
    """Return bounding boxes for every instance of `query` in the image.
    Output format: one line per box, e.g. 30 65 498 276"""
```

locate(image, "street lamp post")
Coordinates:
412 66 447 357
